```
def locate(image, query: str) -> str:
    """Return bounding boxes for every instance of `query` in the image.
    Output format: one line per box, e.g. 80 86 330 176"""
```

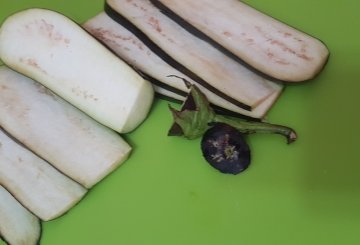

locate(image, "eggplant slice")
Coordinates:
151 0 329 82
0 67 132 189
0 129 87 221
0 186 41 245
152 84 186 102
84 13 189 97
105 0 283 117
0 8 154 133
84 12 281 118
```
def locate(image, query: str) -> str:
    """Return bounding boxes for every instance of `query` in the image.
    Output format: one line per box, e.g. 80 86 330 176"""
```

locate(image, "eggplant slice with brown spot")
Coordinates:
0 8 154 134
105 0 283 118
84 12 278 118
150 0 329 82
83 13 188 101
0 67 132 189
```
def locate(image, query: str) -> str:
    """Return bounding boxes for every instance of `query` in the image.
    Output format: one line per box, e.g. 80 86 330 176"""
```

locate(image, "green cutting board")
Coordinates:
1 0 359 244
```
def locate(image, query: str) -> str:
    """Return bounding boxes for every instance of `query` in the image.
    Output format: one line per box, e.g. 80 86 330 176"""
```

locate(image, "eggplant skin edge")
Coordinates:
0 233 8 245
149 0 330 83
0 192 43 245
155 91 260 121
0 127 87 221
104 2 252 111
0 227 42 245
0 178 88 222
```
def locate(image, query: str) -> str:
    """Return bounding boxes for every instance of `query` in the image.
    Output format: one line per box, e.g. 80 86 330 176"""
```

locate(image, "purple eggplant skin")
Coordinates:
201 123 251 174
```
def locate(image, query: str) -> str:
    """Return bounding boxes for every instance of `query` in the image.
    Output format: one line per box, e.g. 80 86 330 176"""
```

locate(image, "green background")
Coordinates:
1 0 359 244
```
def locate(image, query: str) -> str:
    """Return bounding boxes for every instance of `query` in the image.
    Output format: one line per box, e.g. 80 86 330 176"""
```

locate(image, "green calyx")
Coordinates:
168 84 297 144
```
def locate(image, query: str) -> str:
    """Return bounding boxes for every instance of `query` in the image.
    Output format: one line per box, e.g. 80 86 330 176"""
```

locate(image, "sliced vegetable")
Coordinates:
84 13 188 96
0 8 154 133
105 0 283 117
84 13 187 101
0 186 41 245
0 67 132 188
152 83 186 101
151 0 329 82
0 129 87 221
84 12 281 118
201 124 251 174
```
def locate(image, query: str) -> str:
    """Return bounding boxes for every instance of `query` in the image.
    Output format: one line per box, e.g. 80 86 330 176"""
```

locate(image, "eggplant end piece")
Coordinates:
201 123 251 174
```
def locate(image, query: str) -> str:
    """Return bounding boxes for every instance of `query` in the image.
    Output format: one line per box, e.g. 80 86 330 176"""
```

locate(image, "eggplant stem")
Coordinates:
213 114 297 144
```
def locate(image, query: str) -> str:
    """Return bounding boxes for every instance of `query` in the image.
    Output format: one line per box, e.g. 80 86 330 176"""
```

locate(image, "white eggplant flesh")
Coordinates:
0 8 154 133
0 67 132 189
84 13 190 95
0 186 41 245
0 129 87 221
152 0 329 82
105 0 282 112
84 12 282 118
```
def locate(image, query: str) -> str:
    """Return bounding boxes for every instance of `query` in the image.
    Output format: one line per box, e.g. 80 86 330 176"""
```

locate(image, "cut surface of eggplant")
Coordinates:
0 129 87 221
105 0 283 115
0 67 132 189
84 12 281 118
0 8 154 133
0 186 41 245
151 0 329 82
84 13 189 96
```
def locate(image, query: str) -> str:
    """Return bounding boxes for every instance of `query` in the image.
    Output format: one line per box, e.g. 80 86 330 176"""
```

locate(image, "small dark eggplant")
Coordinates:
168 83 296 175
201 123 250 174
